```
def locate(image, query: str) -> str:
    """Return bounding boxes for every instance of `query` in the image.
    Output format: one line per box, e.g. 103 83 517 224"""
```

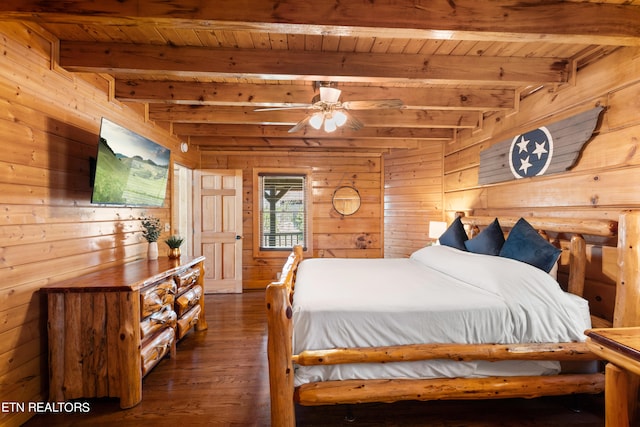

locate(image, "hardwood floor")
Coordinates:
24 292 608 426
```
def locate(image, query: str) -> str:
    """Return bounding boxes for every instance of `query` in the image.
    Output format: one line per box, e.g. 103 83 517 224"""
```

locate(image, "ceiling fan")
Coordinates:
255 84 404 133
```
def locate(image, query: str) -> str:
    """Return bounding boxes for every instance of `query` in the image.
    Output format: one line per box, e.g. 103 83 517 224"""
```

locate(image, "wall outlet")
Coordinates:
164 223 171 232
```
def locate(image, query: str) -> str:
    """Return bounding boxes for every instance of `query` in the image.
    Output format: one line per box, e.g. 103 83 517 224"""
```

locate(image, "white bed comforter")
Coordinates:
292 245 591 386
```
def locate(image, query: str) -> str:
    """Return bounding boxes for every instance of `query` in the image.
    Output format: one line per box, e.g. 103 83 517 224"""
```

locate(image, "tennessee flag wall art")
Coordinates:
478 106 604 185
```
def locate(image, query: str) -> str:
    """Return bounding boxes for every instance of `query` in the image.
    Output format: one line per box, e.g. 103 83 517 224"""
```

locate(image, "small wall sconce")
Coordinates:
428 221 448 240
180 142 189 153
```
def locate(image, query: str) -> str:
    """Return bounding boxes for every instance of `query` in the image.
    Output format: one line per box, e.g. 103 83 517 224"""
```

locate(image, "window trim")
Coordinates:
252 167 313 259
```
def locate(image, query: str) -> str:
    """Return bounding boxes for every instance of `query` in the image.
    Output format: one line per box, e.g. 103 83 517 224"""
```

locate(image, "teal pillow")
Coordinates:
464 218 505 255
438 217 468 251
499 218 561 273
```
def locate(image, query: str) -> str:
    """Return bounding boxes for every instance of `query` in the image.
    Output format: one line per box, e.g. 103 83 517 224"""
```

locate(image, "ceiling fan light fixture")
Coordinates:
324 116 337 133
309 112 324 129
264 83 403 133
334 110 348 127
319 86 341 103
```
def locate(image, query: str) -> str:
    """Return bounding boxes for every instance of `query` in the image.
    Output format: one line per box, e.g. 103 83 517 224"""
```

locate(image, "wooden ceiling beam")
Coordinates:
59 42 570 85
2 0 639 46
116 80 517 111
174 123 453 140
190 137 424 150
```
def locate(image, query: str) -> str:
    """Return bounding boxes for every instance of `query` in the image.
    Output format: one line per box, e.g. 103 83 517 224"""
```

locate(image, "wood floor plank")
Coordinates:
24 293 606 426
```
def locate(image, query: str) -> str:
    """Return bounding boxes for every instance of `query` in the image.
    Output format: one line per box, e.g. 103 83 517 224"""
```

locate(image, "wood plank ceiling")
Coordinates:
1 0 639 152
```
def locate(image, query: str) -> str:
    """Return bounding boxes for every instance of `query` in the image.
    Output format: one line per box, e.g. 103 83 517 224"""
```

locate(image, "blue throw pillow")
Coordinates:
464 218 505 256
499 218 561 273
438 216 468 251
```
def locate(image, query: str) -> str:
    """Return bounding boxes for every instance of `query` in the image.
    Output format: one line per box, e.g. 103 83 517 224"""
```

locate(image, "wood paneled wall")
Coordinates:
383 144 444 258
200 150 384 289
0 23 192 427
441 46 640 323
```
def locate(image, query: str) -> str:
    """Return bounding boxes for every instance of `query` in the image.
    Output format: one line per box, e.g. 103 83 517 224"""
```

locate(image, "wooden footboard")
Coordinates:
293 341 604 405
265 213 624 426
271 330 604 425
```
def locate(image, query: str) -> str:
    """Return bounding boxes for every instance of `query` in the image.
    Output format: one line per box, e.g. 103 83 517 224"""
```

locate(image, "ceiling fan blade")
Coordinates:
345 114 364 131
254 105 313 112
341 99 404 110
288 116 311 133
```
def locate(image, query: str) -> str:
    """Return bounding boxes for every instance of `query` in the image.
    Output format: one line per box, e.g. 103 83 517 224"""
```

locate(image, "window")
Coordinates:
253 168 313 258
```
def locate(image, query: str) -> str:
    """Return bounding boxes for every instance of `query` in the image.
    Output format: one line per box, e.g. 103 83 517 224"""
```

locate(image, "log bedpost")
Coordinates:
265 246 302 427
266 283 295 427
567 234 586 297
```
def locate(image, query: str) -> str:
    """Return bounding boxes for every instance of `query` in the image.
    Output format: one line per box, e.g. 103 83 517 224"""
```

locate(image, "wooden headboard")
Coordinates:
460 215 619 328
459 215 618 238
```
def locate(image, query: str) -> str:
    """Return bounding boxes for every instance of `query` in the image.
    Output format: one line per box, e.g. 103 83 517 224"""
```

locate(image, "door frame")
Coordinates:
171 163 193 257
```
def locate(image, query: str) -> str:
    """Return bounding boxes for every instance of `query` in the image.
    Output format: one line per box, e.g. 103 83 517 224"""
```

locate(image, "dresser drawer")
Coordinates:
176 304 201 340
174 267 201 292
140 280 176 318
141 327 175 377
140 304 177 341
175 284 202 317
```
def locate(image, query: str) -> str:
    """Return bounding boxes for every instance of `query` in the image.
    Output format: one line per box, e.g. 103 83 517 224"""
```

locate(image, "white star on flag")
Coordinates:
516 136 529 153
519 156 532 174
532 141 548 159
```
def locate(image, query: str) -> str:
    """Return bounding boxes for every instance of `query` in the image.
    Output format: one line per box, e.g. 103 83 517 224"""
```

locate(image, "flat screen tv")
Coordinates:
91 118 171 207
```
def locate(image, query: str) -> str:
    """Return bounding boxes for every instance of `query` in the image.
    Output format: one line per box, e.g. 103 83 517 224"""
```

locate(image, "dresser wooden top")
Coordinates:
585 327 640 363
41 256 205 293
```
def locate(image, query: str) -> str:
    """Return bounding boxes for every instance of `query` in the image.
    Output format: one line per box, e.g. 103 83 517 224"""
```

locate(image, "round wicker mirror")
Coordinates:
332 186 361 216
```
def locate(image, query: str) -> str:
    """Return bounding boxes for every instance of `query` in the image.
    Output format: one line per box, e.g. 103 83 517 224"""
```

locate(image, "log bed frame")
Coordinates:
265 211 639 426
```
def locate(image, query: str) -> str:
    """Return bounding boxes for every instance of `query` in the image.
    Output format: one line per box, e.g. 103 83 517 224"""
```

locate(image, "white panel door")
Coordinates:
193 169 243 293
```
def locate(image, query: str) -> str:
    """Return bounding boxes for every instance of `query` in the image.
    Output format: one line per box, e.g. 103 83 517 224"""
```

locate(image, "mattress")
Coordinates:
292 245 592 386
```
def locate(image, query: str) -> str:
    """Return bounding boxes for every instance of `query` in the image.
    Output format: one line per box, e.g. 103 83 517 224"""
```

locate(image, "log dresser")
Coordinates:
40 256 207 409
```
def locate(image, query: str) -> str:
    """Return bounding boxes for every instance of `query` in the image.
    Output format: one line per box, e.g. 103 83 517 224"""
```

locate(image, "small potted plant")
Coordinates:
140 216 162 260
165 234 184 259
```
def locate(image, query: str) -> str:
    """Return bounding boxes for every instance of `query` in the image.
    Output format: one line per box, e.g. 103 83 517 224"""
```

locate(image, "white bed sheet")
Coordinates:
292 245 592 386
